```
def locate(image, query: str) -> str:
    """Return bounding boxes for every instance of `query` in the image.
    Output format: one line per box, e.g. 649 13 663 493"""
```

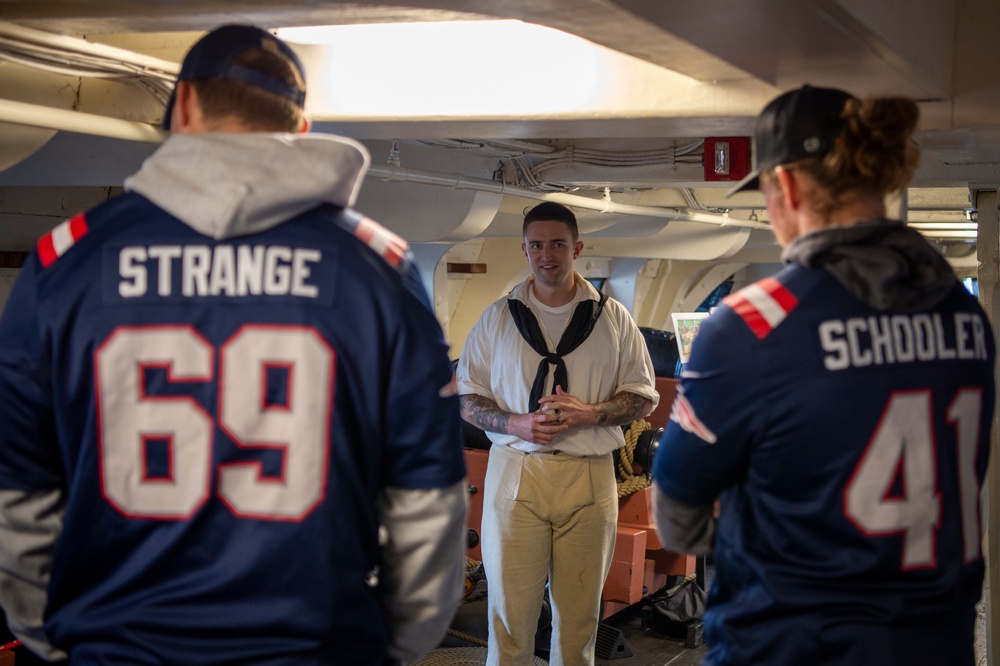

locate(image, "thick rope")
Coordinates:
462 557 484 599
450 558 492 649
617 419 653 498
445 628 489 648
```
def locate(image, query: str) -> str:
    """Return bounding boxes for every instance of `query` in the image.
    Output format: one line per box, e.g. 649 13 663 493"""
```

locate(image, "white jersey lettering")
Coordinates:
820 313 988 370
118 244 322 299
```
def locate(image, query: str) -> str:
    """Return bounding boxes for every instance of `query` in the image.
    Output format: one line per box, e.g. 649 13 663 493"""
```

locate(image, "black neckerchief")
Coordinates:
507 291 609 412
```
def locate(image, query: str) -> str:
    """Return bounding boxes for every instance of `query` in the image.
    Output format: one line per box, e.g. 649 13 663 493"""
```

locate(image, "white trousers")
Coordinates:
481 445 618 666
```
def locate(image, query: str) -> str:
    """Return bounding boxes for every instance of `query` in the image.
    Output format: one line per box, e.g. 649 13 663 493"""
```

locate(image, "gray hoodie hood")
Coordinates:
781 219 957 312
125 132 369 240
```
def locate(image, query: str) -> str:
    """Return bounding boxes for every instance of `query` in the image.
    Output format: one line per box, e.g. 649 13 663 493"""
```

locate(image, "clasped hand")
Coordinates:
510 387 591 445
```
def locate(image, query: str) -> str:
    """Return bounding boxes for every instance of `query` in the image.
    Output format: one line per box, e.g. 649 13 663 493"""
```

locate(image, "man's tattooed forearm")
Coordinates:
591 391 651 426
460 394 511 434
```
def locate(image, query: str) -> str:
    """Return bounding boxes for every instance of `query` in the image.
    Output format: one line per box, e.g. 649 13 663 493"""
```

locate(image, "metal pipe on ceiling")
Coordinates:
365 163 770 231
0 99 166 143
0 97 770 232
0 21 179 77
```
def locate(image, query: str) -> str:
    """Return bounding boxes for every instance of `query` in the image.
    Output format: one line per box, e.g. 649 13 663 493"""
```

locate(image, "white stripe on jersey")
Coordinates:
52 219 77 257
742 282 790 328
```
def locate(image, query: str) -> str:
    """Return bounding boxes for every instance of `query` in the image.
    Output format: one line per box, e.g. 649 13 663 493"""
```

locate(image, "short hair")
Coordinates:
191 47 306 132
523 202 579 239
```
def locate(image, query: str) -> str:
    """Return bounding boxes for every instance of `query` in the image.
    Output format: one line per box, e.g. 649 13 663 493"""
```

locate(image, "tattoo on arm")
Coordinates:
460 394 511 434
591 391 652 427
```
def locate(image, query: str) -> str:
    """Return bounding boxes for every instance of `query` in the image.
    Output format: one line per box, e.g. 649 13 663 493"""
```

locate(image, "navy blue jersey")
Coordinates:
654 265 995 665
0 193 465 664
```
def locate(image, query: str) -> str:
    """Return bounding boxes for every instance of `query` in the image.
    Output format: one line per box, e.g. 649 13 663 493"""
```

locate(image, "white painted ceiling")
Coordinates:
0 0 997 263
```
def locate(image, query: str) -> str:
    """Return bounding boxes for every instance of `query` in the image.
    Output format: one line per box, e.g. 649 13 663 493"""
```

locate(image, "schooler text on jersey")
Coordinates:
117 244 320 298
819 312 989 370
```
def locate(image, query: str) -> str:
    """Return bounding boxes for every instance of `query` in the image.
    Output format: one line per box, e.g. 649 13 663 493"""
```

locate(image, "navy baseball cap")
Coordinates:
727 85 856 195
163 24 306 130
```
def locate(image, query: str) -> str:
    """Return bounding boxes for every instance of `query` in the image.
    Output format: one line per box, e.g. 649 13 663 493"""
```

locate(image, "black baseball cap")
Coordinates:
727 85 856 195
162 24 306 130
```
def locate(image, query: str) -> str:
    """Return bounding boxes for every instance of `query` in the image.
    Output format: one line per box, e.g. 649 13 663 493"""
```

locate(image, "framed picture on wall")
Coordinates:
671 312 710 365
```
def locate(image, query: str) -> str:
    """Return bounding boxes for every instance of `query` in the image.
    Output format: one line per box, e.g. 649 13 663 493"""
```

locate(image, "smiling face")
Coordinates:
522 219 584 293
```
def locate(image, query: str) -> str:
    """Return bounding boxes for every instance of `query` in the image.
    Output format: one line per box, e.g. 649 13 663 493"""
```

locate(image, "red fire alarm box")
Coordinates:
703 136 751 182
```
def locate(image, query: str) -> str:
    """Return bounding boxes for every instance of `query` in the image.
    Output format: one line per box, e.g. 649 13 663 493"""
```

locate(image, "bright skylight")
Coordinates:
275 21 696 120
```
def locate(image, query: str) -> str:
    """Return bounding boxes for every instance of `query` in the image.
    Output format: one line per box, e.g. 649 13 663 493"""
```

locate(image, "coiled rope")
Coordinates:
445 628 489 648
617 419 653 498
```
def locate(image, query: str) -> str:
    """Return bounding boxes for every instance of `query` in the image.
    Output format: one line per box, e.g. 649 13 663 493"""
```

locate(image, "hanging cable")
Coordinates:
0 23 177 105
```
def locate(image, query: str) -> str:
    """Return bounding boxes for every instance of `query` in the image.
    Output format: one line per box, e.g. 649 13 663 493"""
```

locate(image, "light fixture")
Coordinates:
274 20 697 121
276 21 608 118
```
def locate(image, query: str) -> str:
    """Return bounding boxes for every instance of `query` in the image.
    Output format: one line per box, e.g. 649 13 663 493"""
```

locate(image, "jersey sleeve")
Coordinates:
0 257 66 659
378 483 467 663
377 266 468 661
652 311 765 507
383 269 466 490
0 258 62 490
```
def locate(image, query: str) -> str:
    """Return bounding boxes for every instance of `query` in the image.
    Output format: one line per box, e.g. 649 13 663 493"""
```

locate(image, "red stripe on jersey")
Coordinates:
37 213 89 268
36 234 57 268
355 216 407 268
722 277 798 340
670 393 717 444
727 299 771 339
